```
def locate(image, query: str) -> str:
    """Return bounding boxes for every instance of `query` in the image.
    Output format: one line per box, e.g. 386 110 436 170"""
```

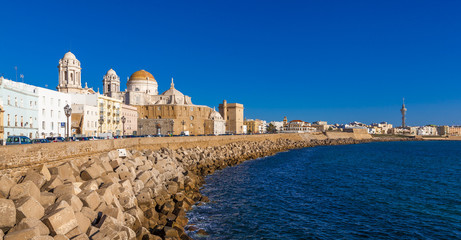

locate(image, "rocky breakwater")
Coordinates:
0 137 368 240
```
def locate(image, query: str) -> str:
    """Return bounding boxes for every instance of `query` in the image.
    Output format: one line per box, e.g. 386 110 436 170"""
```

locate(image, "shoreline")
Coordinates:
0 136 424 239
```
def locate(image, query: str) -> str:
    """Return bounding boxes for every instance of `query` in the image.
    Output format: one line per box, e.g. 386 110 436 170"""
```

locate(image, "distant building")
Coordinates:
0 77 39 139
71 104 98 136
244 119 264 134
447 126 461 136
417 125 438 136
219 100 244 134
269 121 284 132
312 120 329 132
437 126 449 137
121 104 138 135
370 122 393 134
36 87 72 138
401 98 407 127
283 119 317 133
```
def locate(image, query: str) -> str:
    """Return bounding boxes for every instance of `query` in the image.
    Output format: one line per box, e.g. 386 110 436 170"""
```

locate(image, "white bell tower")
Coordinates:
57 51 82 93
103 68 120 96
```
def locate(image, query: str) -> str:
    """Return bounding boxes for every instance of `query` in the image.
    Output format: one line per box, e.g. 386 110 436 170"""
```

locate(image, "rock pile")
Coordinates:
0 137 370 239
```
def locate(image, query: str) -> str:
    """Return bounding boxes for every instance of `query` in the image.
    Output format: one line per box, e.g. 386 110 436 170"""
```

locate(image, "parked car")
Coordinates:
32 139 51 144
46 137 65 142
6 136 32 145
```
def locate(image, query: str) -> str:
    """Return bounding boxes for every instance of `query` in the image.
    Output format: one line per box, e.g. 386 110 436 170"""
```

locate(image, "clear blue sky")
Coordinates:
1 1 460 126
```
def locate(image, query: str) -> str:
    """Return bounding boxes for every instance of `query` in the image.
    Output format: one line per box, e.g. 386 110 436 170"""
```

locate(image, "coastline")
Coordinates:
0 135 427 239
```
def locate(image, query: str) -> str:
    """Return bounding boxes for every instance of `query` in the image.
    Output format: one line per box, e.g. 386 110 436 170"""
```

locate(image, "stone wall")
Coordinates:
0 132 372 173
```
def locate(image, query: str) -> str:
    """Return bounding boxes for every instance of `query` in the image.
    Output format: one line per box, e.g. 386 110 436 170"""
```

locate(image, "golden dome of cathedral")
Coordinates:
128 70 156 82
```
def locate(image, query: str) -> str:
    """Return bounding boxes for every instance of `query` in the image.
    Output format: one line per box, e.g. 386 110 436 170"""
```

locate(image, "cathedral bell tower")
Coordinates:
57 51 83 93
103 68 120 96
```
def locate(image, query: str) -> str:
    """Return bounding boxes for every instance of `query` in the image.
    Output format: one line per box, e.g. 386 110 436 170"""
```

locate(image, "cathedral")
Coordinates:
102 69 226 135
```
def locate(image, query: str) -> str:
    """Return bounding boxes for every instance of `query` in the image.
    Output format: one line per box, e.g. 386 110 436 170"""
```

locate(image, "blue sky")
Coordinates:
1 1 460 126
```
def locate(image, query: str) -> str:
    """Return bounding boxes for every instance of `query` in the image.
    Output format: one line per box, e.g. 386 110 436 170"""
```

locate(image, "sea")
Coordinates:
186 141 461 239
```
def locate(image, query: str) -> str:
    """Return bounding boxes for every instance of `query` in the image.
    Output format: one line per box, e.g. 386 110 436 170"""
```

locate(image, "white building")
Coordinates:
417 126 438 136
269 121 284 132
0 77 39 139
209 109 226 135
37 87 72 138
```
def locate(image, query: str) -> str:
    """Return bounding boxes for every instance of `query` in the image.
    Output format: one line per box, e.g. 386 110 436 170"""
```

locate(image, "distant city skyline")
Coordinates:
1 1 460 126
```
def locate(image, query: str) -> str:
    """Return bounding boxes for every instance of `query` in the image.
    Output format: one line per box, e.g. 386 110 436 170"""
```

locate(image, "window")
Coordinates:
42 121 45 129
20 99 23 107
21 116 23 127
15 97 17 107
7 96 10 105
15 115 17 127
58 99 61 107
30 117 33 128
51 122 54 130
7 114 10 126
42 109 45 116
29 101 32 107
58 111 61 118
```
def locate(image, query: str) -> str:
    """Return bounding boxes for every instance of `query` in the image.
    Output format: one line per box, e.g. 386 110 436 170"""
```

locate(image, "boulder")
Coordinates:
78 190 101 211
3 227 41 240
23 169 47 189
14 196 45 222
41 175 63 191
31 236 54 240
0 199 16 232
42 205 78 235
10 217 50 235
57 194 83 213
80 164 105 181
0 175 15 198
9 180 41 201
53 235 69 240
39 192 57 208
74 212 91 234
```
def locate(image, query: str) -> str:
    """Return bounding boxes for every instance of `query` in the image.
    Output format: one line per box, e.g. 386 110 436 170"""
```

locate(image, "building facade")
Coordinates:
448 126 461 136
0 77 39 139
71 104 99 136
98 95 122 136
121 104 138 135
244 119 264 134
37 87 72 138
219 100 244 134
0 101 4 144
283 120 317 133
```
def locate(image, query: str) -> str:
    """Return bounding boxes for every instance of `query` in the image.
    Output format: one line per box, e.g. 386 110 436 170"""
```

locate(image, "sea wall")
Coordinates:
0 136 371 239
0 132 370 172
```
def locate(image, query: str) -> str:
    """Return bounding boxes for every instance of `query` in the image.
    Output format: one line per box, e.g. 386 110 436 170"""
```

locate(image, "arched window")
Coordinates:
71 73 74 84
108 84 111 92
65 71 68 81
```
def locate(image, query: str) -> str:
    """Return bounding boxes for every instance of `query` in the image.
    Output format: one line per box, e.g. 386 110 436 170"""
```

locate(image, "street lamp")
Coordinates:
98 117 104 135
64 104 72 140
121 116 126 136
156 123 161 136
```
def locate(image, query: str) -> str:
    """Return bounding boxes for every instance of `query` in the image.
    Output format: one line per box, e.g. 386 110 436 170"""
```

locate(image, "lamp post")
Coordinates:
121 116 126 137
98 117 104 135
156 123 161 136
64 104 72 141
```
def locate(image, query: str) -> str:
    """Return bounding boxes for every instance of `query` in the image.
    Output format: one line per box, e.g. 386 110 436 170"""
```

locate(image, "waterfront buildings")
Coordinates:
0 77 39 139
37 87 72 138
447 126 461 136
312 121 329 132
269 121 284 132
283 119 317 133
244 119 264 134
121 104 138 135
219 100 244 134
417 125 438 136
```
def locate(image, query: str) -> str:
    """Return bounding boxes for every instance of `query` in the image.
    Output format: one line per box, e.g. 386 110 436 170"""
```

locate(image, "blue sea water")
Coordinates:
186 141 461 239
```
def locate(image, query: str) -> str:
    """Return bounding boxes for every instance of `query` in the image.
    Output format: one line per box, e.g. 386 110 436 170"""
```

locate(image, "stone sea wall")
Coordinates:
0 134 377 239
